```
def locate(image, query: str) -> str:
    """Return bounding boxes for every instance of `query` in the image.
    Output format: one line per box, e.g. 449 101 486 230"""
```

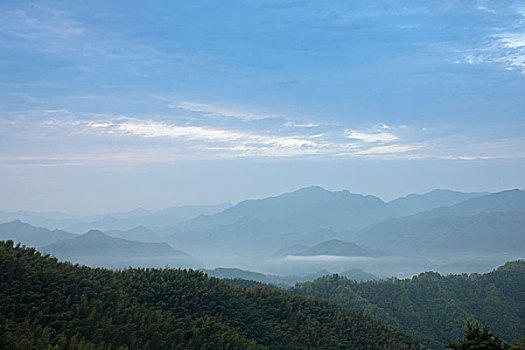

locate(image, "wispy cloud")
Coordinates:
36 114 422 160
356 144 422 155
0 3 168 76
455 5 525 72
1 7 85 41
167 100 279 121
3 101 524 166
500 33 525 49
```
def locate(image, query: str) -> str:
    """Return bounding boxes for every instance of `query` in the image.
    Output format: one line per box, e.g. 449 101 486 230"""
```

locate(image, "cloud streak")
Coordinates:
37 115 421 160
168 101 278 121
345 130 399 143
455 5 525 73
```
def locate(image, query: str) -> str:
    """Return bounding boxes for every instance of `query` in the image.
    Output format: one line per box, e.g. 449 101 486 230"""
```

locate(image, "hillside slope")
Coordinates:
0 241 417 350
292 260 525 349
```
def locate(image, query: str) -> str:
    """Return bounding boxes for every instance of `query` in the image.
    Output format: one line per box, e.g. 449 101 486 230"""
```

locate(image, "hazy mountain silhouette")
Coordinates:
357 190 525 256
161 186 488 254
105 225 160 242
66 203 232 233
386 189 488 217
0 220 76 248
0 204 231 233
413 189 525 218
42 230 199 269
0 211 77 231
172 186 386 233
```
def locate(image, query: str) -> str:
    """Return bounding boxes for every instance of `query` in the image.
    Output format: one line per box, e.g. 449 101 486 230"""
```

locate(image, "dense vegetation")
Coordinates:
292 260 525 349
0 241 418 350
446 322 513 350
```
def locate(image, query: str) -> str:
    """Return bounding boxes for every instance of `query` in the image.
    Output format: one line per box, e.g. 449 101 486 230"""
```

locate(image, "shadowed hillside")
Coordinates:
292 260 525 349
0 241 418 350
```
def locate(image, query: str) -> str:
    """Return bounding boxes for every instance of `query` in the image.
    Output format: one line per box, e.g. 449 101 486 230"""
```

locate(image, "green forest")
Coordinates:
292 260 525 349
0 240 417 350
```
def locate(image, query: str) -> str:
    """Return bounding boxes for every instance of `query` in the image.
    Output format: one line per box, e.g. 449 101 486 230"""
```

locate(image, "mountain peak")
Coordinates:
83 230 107 238
293 186 330 194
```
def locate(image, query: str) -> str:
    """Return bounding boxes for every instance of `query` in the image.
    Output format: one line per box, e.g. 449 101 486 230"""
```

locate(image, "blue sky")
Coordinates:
1 0 524 213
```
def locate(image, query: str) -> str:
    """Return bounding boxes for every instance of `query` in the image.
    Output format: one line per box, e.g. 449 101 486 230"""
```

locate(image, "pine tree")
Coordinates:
446 322 510 350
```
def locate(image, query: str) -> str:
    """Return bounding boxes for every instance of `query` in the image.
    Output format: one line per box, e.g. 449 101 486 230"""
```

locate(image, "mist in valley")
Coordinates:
2 186 523 285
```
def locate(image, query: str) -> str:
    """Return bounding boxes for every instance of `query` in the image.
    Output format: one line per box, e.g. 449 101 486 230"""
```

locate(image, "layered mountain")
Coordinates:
105 225 160 242
357 190 525 256
162 186 487 254
0 220 76 248
385 189 489 217
0 204 231 233
171 186 385 233
65 203 232 233
42 230 198 269
0 210 77 232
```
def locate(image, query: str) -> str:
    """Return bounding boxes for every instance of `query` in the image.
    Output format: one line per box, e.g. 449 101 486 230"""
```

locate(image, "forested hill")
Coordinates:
292 260 525 349
0 241 418 350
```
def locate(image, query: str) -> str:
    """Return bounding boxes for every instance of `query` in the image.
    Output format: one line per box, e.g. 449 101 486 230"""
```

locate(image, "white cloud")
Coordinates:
78 118 322 154
345 130 398 143
355 144 421 155
39 116 422 160
4 112 523 164
500 33 525 48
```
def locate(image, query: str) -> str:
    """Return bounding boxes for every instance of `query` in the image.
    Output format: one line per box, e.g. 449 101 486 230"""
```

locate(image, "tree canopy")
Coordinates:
0 240 418 350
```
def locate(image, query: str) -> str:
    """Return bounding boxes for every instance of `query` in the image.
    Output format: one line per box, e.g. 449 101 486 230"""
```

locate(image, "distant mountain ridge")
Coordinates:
0 203 232 232
172 186 488 232
66 203 232 233
42 229 180 257
0 220 198 269
386 189 490 217
105 225 160 242
161 186 489 254
0 220 76 248
42 230 199 269
357 190 525 256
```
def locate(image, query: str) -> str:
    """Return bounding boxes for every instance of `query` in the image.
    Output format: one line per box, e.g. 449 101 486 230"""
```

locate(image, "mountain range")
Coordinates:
41 229 199 269
0 203 231 233
1 186 523 277
159 187 491 255
0 220 198 269
357 190 525 256
168 187 487 234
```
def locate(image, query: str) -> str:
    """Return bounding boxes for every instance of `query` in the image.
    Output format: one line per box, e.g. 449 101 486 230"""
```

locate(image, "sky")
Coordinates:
1 0 524 214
